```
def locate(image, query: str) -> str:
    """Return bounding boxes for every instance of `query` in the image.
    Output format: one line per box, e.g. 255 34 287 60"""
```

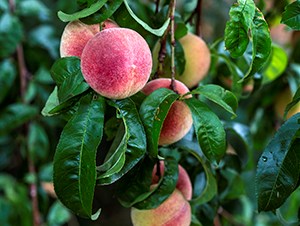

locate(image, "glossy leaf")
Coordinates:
0 59 16 103
281 0 300 30
242 8 271 82
57 0 107 22
53 94 105 219
139 88 179 158
50 57 89 102
185 98 226 163
98 98 146 184
256 113 300 212
284 88 300 120
189 84 238 118
224 0 255 58
262 45 288 84
81 0 123 24
123 0 170 36
189 150 217 206
0 104 38 136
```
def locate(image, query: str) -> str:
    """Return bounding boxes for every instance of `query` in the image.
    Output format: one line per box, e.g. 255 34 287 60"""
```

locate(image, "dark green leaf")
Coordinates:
133 157 178 210
185 98 226 163
0 104 38 136
189 150 217 206
262 45 288 84
57 0 107 22
123 0 170 36
98 98 146 184
189 84 238 118
224 0 255 58
284 88 300 120
0 59 16 103
53 94 105 218
140 88 179 158
281 0 300 30
18 0 50 19
242 8 272 82
0 13 23 58
81 0 123 24
47 201 71 226
50 57 89 102
28 122 49 162
256 114 300 212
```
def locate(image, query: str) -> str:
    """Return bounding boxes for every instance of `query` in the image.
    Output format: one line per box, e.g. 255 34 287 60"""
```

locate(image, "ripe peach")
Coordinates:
152 162 192 200
153 33 211 88
274 88 300 119
60 19 118 57
81 28 152 99
270 24 293 47
131 188 191 226
141 78 193 145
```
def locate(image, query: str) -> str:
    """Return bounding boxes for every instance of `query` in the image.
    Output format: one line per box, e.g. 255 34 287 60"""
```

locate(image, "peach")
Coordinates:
131 188 191 226
152 162 193 200
270 24 293 47
153 33 211 88
274 88 300 120
59 19 118 57
81 28 152 99
142 78 193 145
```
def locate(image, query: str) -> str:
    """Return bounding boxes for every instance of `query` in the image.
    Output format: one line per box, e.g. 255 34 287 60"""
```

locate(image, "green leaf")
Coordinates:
281 0 300 30
284 87 300 120
224 0 255 58
185 98 226 163
262 45 288 84
47 201 71 226
0 13 23 58
123 0 170 36
0 59 16 103
242 8 272 82
50 57 89 102
134 157 178 210
98 98 147 184
57 0 107 22
139 88 179 158
189 84 238 118
0 104 38 136
53 93 105 219
256 113 300 212
81 0 123 24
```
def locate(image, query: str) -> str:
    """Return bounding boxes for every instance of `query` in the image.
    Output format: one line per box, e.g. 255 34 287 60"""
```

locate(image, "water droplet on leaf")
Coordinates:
262 156 268 162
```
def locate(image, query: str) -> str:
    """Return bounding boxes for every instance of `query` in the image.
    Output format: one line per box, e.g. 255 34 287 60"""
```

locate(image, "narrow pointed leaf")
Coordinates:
185 98 226 163
0 59 16 104
281 0 300 30
256 113 300 212
57 0 107 22
189 84 238 118
284 88 300 120
225 0 255 58
242 8 271 82
140 88 179 158
53 94 105 219
123 0 170 36
98 98 146 184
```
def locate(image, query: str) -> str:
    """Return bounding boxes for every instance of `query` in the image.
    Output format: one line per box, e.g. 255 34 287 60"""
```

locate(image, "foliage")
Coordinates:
1 0 300 225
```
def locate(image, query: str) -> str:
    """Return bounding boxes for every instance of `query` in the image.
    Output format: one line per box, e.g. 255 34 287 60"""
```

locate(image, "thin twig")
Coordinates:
195 0 203 37
169 0 177 92
217 206 244 226
9 0 41 225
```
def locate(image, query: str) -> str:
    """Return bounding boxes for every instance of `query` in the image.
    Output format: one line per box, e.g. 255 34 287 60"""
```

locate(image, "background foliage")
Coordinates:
1 0 300 225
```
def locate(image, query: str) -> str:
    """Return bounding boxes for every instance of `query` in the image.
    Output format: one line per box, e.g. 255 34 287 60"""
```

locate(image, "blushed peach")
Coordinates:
59 19 118 57
142 78 193 145
131 188 191 226
81 28 152 99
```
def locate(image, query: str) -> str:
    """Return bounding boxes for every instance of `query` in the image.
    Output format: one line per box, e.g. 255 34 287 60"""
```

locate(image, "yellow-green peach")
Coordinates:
275 88 300 120
142 78 193 145
153 33 211 88
81 28 152 99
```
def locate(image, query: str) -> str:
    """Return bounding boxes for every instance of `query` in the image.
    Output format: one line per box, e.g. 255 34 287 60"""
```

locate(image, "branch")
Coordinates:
195 0 203 37
169 0 177 92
